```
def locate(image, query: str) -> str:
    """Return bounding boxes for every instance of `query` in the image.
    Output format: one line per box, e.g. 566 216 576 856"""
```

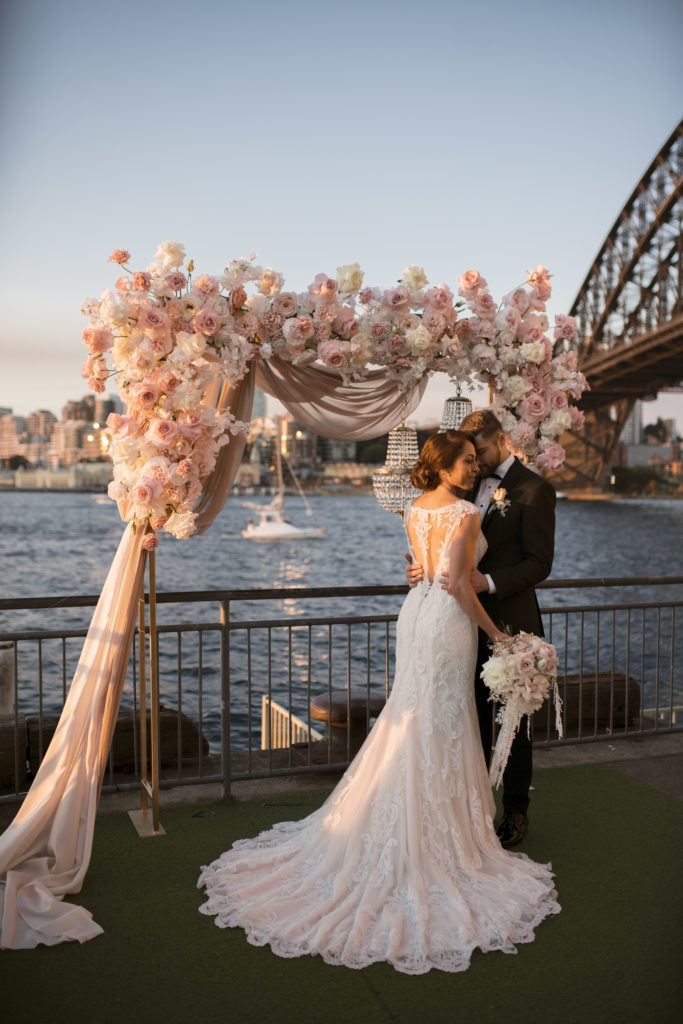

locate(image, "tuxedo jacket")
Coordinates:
472 458 556 637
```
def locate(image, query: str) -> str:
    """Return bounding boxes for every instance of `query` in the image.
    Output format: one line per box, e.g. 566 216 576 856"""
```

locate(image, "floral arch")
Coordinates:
0 242 587 950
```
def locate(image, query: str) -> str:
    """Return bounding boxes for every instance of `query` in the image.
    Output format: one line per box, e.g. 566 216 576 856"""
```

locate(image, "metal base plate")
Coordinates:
128 808 166 837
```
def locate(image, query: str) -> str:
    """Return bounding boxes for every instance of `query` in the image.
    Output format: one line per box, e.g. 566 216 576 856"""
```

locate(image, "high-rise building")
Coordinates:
620 400 643 445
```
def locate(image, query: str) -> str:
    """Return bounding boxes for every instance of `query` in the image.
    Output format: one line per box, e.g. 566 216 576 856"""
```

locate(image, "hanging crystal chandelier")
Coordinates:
372 424 422 519
439 381 473 431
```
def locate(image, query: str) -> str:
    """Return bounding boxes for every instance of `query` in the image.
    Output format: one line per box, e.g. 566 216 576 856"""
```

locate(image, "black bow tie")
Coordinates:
488 472 502 481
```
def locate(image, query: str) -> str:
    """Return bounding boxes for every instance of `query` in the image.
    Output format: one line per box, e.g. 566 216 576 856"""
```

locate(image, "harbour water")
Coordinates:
1 490 682 749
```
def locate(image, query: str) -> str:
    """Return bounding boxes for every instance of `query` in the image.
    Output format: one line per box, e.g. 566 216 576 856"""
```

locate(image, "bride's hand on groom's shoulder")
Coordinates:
404 553 423 587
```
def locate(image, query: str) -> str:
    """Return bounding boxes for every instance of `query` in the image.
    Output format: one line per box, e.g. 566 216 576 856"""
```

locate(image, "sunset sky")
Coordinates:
1 0 681 427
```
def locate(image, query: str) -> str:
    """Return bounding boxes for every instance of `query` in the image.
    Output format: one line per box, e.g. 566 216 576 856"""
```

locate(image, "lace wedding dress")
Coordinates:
198 499 560 974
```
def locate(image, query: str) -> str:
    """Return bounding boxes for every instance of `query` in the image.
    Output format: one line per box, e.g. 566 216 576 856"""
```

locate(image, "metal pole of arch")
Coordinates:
129 547 165 837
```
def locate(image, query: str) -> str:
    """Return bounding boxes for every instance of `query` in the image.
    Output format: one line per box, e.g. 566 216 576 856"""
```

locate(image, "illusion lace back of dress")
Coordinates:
197 498 559 975
406 499 487 582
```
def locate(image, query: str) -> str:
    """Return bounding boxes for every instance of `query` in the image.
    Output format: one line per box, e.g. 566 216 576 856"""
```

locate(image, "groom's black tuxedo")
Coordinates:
469 457 556 816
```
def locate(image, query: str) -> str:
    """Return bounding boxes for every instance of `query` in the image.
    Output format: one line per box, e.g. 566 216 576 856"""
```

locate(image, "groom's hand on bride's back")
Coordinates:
404 553 423 587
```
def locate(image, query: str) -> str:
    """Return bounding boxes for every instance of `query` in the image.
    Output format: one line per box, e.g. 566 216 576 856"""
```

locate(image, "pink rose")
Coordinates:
142 533 159 551
519 393 551 423
177 458 194 477
423 312 446 340
165 271 187 292
359 287 374 305
109 248 130 264
548 388 568 411
130 478 163 506
472 292 497 319
138 307 170 332
332 305 357 339
106 413 138 440
88 377 106 393
457 269 487 295
129 382 160 409
507 288 530 315
308 273 338 303
193 274 219 300
146 417 179 447
229 285 248 314
382 286 411 317
192 305 222 336
518 320 544 345
317 340 347 368
81 357 95 379
423 286 454 313
176 411 205 440
528 285 550 310
553 314 577 340
82 326 115 354
272 292 299 318
146 329 174 356
115 276 131 293
149 514 168 530
132 271 152 291
369 320 389 340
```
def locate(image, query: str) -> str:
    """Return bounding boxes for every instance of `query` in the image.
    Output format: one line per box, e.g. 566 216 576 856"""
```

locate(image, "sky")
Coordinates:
1 0 681 430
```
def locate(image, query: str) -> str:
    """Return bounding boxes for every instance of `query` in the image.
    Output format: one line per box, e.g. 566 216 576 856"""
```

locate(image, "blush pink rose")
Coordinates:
192 305 222 335
129 383 160 409
518 320 545 345
528 285 550 309
272 292 299 318
382 286 411 317
359 287 374 305
519 393 552 423
554 314 577 340
423 312 447 339
317 340 347 368
177 458 195 477
332 306 357 339
569 406 585 430
548 388 568 411
369 320 389 340
176 411 205 440
138 307 170 332
149 514 169 530
229 285 248 314
88 377 106 393
472 292 497 319
457 269 487 295
115 276 131 293
106 413 138 440
81 357 95 379
82 326 115 354
146 418 179 447
109 248 130 264
142 533 159 551
132 271 152 291
423 286 454 313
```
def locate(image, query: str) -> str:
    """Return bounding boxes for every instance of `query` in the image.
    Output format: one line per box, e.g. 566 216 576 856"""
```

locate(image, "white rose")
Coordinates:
164 511 197 539
98 289 129 328
336 262 364 293
245 293 269 316
505 375 533 403
402 265 428 292
520 341 546 364
154 241 186 270
176 331 207 358
540 409 571 436
405 325 433 354
482 657 507 690
212 296 230 317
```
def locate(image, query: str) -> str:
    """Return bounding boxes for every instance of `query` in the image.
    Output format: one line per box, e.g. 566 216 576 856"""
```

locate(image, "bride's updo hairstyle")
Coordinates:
410 430 475 491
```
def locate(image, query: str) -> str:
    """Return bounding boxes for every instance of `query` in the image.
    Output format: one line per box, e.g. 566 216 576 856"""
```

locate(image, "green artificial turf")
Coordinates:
2 764 682 1024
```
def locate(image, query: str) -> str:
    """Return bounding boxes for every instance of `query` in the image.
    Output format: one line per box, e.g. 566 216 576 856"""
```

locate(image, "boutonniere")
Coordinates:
490 487 511 516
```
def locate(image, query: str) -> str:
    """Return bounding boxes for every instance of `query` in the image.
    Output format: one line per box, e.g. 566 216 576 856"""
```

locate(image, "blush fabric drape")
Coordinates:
0 360 423 948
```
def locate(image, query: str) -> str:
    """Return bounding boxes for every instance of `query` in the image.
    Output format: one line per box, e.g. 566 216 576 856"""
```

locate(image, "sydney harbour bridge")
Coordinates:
555 118 683 489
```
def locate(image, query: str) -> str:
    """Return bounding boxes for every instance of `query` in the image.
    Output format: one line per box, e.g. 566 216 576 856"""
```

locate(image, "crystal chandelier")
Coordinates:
439 381 473 431
372 424 422 519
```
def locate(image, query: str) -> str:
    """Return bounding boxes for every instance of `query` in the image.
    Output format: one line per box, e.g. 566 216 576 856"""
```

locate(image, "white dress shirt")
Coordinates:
474 453 515 594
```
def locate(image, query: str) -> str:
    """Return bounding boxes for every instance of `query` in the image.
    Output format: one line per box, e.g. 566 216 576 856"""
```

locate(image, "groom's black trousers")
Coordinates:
475 630 532 817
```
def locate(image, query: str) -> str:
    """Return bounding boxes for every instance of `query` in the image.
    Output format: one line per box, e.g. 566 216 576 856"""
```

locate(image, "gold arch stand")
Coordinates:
128 548 165 837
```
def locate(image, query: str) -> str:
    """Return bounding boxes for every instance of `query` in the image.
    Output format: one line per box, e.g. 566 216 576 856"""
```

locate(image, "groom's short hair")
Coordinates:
459 408 503 440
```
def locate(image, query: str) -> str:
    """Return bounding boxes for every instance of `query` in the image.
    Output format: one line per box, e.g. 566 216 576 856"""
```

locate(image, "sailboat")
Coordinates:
240 421 325 542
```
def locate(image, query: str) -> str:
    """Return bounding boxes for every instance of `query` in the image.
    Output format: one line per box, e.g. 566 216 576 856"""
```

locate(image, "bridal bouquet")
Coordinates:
481 631 563 788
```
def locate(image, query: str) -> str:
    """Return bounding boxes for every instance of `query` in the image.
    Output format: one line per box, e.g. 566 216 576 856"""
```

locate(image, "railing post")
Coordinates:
220 599 231 798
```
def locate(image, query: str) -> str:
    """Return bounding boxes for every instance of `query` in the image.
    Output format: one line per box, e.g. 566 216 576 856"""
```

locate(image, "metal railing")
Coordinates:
0 577 681 805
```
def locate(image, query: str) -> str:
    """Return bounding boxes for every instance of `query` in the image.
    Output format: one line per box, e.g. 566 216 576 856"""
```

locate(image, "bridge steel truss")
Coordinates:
556 119 683 489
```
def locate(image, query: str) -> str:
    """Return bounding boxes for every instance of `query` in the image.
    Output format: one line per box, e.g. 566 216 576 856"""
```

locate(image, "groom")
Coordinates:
406 408 556 847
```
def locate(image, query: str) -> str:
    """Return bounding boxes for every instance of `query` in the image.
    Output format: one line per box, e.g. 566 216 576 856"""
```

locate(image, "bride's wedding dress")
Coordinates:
198 499 560 974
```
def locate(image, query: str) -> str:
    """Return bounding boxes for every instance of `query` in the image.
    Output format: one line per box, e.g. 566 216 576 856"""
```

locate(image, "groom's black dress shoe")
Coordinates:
496 813 528 848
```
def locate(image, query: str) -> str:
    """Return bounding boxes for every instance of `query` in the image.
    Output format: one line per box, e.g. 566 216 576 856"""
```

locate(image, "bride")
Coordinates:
198 430 560 974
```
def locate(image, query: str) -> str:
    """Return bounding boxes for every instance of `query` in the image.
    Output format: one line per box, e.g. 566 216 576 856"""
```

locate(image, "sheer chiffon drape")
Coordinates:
0 361 423 948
